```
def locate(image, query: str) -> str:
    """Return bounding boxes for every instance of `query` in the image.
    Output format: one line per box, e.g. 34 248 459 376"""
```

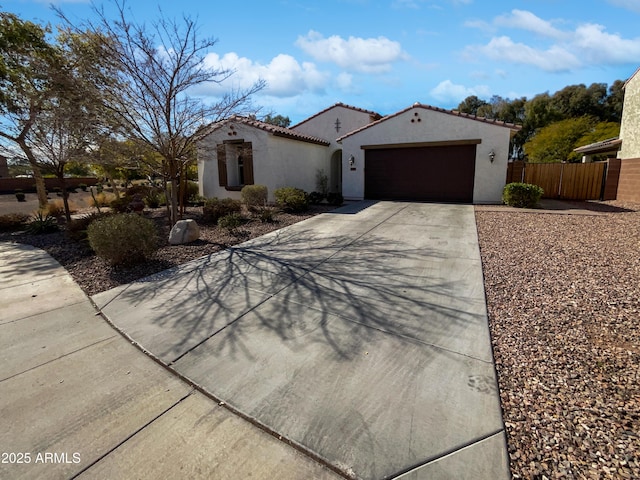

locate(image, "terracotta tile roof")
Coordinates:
200 116 331 146
573 137 622 154
336 102 522 142
290 102 382 129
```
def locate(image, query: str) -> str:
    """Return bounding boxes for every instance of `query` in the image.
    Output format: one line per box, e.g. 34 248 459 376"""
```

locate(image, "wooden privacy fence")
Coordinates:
506 161 607 200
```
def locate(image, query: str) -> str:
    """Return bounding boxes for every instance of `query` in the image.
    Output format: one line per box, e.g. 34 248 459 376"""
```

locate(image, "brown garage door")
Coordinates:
365 144 476 202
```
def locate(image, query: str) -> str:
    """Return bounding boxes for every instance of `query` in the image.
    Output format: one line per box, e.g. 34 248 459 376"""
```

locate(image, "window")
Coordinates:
217 141 254 190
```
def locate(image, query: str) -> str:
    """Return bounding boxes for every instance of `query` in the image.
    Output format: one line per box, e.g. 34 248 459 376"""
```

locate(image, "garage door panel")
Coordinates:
365 145 476 202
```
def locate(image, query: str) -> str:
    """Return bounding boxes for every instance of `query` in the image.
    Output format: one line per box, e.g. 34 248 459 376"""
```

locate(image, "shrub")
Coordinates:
502 182 544 208
308 191 325 204
66 212 106 242
241 184 268 211
25 211 59 234
87 213 158 266
15 190 26 202
125 184 152 197
78 183 87 192
144 189 161 208
202 197 242 224
45 200 65 217
258 208 275 223
0 213 29 232
274 187 308 213
110 195 132 213
218 212 246 232
326 192 344 206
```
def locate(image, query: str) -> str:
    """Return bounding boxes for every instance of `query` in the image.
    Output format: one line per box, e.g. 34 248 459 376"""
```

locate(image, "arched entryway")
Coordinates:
330 150 342 194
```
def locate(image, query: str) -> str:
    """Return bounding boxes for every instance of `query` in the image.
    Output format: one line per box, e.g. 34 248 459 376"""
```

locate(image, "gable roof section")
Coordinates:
624 66 640 88
290 102 382 130
201 115 330 146
336 103 522 142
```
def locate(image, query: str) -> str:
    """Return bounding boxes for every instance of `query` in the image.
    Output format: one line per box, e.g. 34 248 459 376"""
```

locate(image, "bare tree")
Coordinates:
70 1 264 225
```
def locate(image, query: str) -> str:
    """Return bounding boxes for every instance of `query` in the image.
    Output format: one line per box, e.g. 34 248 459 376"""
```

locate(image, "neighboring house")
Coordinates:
197 102 520 204
573 137 622 163
617 67 640 202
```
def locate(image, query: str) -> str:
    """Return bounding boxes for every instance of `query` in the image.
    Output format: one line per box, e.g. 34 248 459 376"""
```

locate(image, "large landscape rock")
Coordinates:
168 219 200 245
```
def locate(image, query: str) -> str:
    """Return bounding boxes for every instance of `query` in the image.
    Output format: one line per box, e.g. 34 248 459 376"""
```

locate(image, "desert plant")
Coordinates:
258 208 275 223
274 187 309 213
144 189 161 208
66 212 106 242
202 197 242 224
45 200 65 217
502 182 544 208
241 184 268 211
15 189 26 202
308 191 325 204
110 195 133 213
315 169 329 196
87 213 158 266
0 213 29 232
326 192 344 206
25 211 59 234
218 212 246 233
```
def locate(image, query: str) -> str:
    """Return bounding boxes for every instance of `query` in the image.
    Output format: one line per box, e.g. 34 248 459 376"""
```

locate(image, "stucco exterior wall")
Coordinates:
340 107 513 203
618 70 640 160
198 122 330 202
291 105 377 150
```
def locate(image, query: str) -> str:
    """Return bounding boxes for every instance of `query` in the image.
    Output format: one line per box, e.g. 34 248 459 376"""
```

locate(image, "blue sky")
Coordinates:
3 0 640 123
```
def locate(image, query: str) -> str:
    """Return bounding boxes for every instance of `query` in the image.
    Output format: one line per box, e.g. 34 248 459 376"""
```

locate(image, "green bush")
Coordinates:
218 212 246 232
202 197 242 224
144 189 161 208
78 183 87 192
0 213 29 232
241 184 268 211
183 181 200 203
87 213 158 266
25 211 59 234
274 187 309 213
502 182 544 208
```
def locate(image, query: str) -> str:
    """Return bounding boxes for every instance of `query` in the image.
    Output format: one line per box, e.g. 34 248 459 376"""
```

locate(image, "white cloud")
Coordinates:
494 9 566 40
430 80 490 103
608 0 640 13
295 30 408 73
470 36 580 72
573 23 640 63
465 10 640 73
202 52 329 97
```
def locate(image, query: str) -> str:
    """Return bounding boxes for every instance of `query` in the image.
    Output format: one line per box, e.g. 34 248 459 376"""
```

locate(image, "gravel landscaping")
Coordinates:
475 201 640 479
3 198 639 479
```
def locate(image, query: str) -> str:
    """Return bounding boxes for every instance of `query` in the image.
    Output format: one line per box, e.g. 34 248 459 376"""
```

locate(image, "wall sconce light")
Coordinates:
348 154 355 167
489 150 495 162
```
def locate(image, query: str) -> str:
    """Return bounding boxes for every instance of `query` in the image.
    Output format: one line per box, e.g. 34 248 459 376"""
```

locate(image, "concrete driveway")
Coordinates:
93 201 509 479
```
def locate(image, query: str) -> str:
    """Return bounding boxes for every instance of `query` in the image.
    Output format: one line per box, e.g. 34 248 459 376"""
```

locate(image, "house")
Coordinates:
616 67 640 202
197 102 520 204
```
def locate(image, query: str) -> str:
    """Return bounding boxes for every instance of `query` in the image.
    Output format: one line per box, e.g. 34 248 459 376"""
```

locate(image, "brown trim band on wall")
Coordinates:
360 139 482 150
223 139 245 144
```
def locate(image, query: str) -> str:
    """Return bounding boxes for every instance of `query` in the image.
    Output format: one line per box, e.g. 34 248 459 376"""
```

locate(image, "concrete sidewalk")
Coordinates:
0 242 340 480
93 201 510 479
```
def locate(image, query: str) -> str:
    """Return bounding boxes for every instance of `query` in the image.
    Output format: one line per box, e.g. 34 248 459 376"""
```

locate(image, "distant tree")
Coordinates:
262 114 291 127
66 0 265 225
604 80 625 122
457 95 489 116
571 121 621 162
524 117 596 163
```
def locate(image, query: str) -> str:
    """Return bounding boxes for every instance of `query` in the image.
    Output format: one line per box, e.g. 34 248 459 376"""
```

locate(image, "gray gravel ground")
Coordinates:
475 201 640 479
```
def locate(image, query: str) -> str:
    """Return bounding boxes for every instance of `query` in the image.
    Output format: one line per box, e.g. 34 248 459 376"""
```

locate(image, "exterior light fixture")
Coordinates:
489 150 495 162
349 154 355 167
